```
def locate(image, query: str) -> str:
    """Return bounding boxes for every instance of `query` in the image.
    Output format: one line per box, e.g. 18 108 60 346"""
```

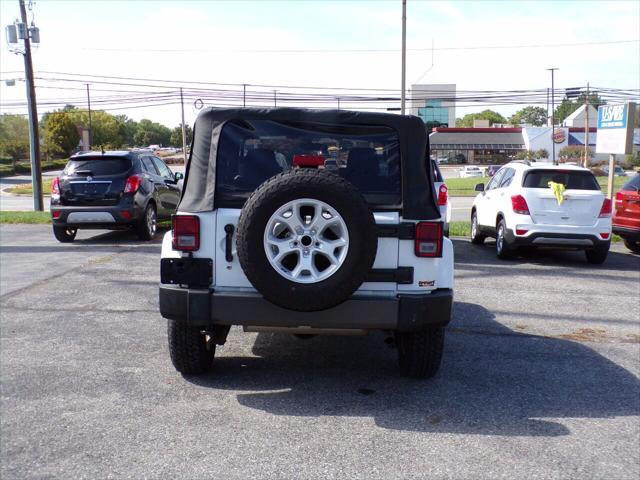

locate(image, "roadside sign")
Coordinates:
596 103 636 154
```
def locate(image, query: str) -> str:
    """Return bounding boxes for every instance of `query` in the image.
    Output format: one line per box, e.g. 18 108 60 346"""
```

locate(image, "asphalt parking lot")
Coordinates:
1 224 639 479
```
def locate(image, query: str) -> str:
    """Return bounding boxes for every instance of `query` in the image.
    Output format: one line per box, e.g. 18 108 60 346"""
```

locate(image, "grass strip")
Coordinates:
0 211 52 224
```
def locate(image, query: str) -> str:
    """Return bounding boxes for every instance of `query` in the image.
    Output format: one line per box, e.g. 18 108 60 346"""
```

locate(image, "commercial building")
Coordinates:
410 84 456 127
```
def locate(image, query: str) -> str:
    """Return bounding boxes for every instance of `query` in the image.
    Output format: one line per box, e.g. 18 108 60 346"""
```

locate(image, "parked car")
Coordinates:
50 151 183 242
602 165 627 177
160 108 454 379
486 165 501 177
431 159 451 236
459 165 484 178
470 161 611 264
612 173 640 253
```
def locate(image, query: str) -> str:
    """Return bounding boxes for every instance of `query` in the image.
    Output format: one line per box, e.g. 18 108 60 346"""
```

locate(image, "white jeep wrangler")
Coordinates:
159 108 454 379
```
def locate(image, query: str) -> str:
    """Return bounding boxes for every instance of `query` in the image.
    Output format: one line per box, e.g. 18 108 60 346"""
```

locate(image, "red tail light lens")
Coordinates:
599 198 612 218
123 175 142 194
511 195 530 215
172 215 200 251
292 154 325 168
51 210 61 219
414 222 443 257
515 229 528 236
437 184 448 206
51 176 60 195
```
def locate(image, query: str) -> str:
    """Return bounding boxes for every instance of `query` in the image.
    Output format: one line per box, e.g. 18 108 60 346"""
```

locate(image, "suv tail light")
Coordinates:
437 184 448 206
123 174 142 194
51 176 60 195
599 198 612 218
614 191 625 205
511 195 530 215
414 222 443 257
172 215 200 251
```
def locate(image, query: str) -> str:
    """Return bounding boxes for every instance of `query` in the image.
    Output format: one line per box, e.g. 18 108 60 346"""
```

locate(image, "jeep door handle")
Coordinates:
224 224 234 262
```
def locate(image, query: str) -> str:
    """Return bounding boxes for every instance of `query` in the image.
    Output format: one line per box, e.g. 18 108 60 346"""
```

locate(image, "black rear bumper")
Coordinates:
504 229 610 249
612 225 640 241
159 285 453 332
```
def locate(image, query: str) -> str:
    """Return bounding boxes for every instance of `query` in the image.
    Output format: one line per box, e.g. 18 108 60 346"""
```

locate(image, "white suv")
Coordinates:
159 108 454 379
470 161 612 264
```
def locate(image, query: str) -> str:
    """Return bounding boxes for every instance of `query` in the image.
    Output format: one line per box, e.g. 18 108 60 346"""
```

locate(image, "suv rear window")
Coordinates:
64 157 131 176
215 119 401 207
522 169 600 191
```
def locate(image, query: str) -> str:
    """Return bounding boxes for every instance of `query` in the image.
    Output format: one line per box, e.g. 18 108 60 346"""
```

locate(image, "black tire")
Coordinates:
396 328 445 379
236 169 377 312
53 225 77 243
137 203 157 241
585 245 609 264
167 319 215 374
496 219 513 259
470 211 485 245
623 238 640 254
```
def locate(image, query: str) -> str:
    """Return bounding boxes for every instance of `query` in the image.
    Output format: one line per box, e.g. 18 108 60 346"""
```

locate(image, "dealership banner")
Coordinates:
596 103 636 155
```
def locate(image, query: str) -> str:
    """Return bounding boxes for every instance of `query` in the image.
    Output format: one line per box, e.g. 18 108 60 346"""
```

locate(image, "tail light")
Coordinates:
51 210 61 219
51 176 60 195
599 198 612 218
123 174 142 194
414 222 443 257
437 184 448 206
172 215 200 251
614 191 627 206
511 195 530 215
293 154 325 168
515 229 528 235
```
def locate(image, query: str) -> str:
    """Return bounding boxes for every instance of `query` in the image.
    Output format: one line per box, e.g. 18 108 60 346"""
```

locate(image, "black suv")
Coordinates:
50 151 183 242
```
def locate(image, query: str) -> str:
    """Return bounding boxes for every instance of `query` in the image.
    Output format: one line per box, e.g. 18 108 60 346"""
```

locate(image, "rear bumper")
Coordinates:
159 285 453 332
612 225 640 241
50 203 144 228
505 228 610 249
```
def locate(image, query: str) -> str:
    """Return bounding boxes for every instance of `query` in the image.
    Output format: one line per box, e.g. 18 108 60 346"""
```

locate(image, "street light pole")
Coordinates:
180 87 187 163
86 83 92 149
400 0 407 115
547 67 559 165
18 0 43 210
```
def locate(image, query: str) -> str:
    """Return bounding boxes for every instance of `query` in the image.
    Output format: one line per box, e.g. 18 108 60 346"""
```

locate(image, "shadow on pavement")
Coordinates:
185 301 640 437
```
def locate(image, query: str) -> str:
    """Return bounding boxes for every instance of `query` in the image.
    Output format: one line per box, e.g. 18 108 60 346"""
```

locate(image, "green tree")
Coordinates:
558 145 593 163
170 123 193 147
509 106 547 126
553 93 605 124
536 148 549 159
43 111 80 156
0 114 30 165
134 119 171 147
456 109 507 127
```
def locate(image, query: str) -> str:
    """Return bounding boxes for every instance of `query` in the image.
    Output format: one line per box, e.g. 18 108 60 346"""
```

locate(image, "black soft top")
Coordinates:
180 107 439 220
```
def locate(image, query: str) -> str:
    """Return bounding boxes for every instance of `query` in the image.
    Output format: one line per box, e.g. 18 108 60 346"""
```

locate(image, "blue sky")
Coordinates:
1 0 638 126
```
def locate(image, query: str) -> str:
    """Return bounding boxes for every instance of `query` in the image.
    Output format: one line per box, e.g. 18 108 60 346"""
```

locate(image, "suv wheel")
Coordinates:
496 219 513 259
396 328 445 379
470 212 485 245
167 320 215 374
623 239 640 254
236 169 377 312
137 203 157 241
53 225 77 243
585 245 609 264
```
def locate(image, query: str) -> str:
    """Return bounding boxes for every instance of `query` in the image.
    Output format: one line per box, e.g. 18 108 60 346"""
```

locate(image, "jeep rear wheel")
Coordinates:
396 328 445 379
167 320 215 374
53 225 77 243
236 169 377 311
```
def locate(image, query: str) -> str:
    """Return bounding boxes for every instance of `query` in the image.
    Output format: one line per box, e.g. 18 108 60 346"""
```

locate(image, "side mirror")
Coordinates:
475 183 485 192
174 172 184 181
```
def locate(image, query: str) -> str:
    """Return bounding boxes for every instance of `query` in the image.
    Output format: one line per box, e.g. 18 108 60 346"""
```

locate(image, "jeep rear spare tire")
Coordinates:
236 169 378 311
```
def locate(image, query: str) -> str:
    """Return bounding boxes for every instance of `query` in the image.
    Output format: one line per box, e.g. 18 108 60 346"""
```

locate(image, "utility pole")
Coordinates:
243 84 246 107
86 83 92 150
547 67 559 165
273 90 277 107
400 0 407 115
583 83 590 168
19 0 43 210
180 87 187 163
337 97 340 110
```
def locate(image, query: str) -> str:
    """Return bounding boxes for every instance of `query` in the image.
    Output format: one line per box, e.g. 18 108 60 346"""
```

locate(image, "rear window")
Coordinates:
522 169 600 191
621 174 640 191
64 157 131 176
215 119 401 207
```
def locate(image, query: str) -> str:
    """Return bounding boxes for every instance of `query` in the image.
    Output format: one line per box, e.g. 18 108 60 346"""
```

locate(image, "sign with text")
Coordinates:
596 103 636 154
